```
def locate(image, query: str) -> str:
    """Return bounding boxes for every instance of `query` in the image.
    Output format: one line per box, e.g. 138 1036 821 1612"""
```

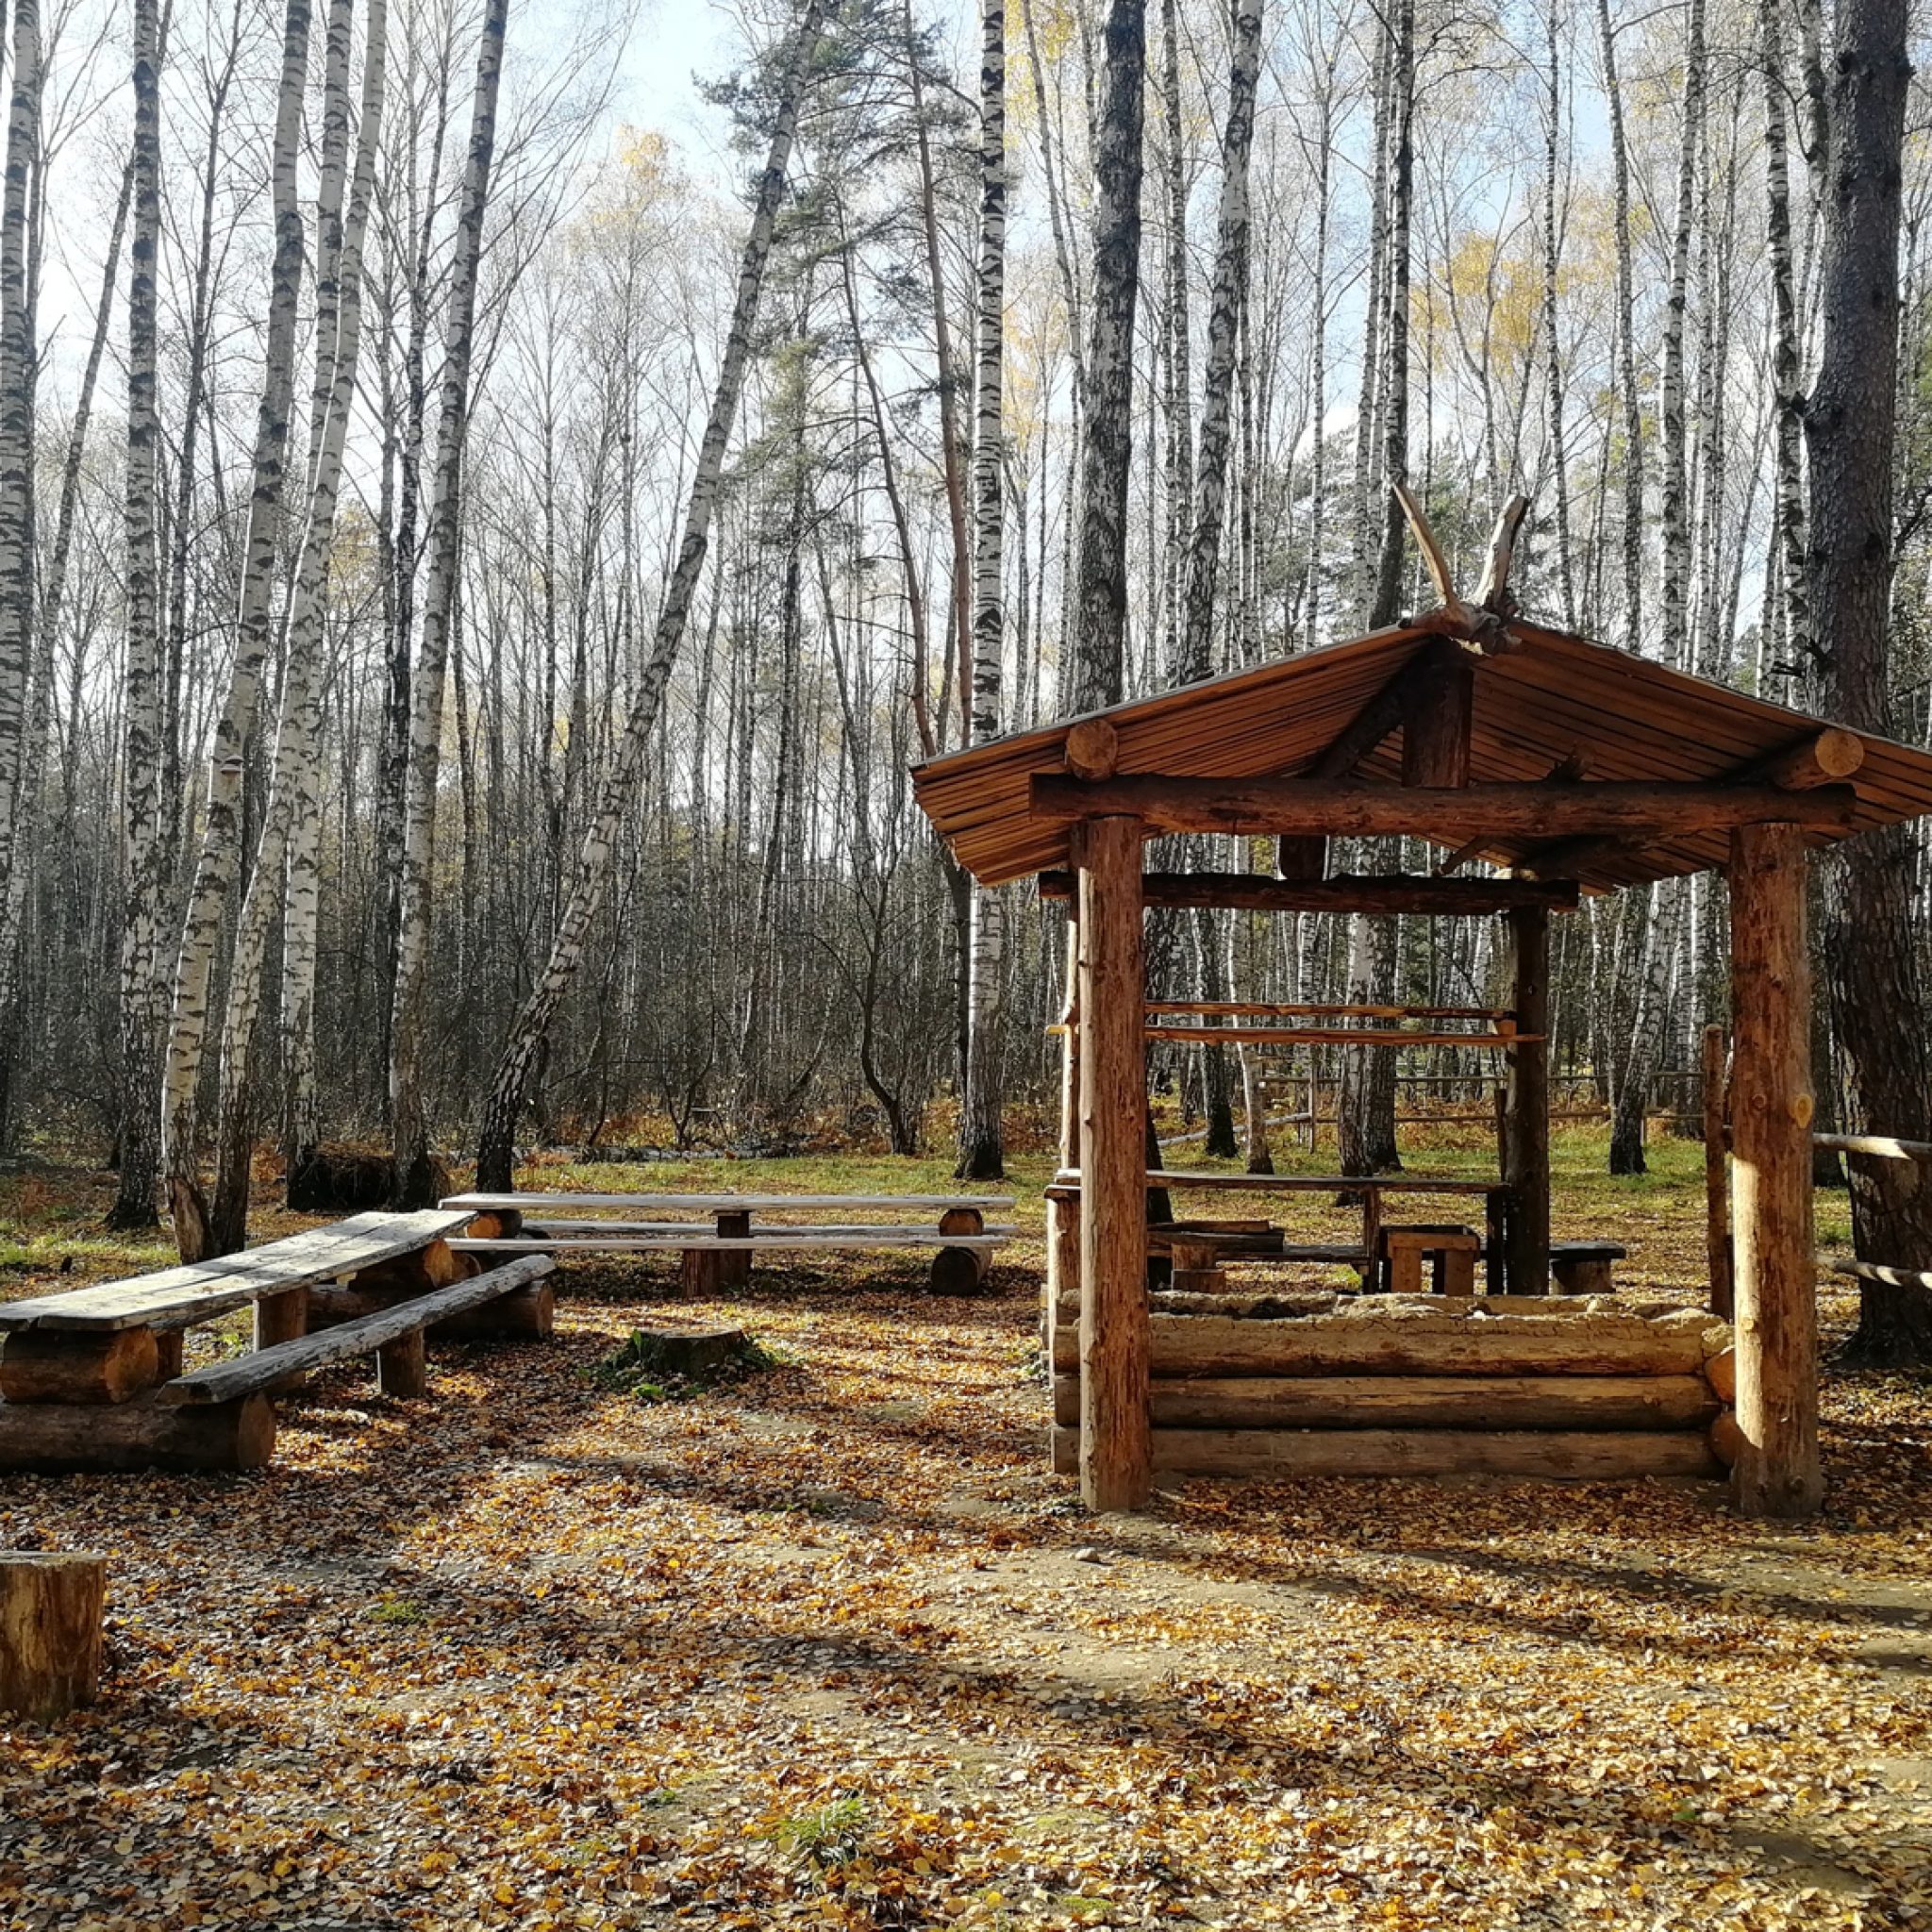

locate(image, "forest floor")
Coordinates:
0 1129 1928 1931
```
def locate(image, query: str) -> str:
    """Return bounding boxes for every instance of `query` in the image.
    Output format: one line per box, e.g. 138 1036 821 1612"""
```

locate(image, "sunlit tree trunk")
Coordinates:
1659 0 1705 670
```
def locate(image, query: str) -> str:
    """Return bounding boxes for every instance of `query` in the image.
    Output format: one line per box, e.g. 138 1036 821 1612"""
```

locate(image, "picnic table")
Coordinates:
0 1210 555 1473
1049 1168 1512 1294
441 1191 1018 1293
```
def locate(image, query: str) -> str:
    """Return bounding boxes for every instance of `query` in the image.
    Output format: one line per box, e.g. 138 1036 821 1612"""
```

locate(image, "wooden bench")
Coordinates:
441 1191 1017 1294
1378 1224 1481 1295
1551 1240 1628 1295
0 1212 553 1473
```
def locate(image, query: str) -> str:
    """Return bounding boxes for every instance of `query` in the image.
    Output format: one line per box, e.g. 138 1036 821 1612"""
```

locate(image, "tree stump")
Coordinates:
681 1213 753 1295
0 1551 106 1719
627 1325 745 1375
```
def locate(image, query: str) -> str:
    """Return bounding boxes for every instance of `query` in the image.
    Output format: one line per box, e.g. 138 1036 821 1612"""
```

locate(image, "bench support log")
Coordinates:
376 1328 427 1398
0 1394 275 1473
0 1327 160 1405
682 1210 753 1295
1727 823 1823 1520
253 1285 309 1394
1 1552 106 1718
931 1207 991 1293
1502 903 1551 1294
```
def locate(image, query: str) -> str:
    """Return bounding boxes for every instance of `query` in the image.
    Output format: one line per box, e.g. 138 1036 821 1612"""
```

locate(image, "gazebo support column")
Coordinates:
1075 815 1151 1512
1727 823 1823 1520
1502 903 1551 1294
1046 916 1082 1323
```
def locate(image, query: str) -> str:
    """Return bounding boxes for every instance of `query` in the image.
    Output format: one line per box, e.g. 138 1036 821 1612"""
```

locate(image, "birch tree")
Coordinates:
471 0 829 1191
1071 0 1147 712
209 0 387 1251
107 0 167 1233
958 0 1008 1182
390 0 511 1205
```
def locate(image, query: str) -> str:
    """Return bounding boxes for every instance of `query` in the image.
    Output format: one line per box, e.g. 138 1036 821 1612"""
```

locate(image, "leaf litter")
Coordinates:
0 1146 1926 1930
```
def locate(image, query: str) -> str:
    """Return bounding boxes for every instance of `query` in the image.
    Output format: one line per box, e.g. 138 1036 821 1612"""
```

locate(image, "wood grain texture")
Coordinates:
1075 815 1151 1511
0 1326 161 1405
0 1552 106 1718
1726 822 1823 1519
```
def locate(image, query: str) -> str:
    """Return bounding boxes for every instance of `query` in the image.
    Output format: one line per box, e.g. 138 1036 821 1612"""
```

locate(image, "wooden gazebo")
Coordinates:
912 520 1932 1524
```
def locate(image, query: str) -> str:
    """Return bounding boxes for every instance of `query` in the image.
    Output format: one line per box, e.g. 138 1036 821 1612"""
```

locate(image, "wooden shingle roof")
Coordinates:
910 619 1932 891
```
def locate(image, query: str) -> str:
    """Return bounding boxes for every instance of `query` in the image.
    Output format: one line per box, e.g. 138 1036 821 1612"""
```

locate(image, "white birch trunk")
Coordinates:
1176 0 1260 683
390 0 510 1204
210 0 385 1249
158 0 312 1257
0 0 41 919
1659 0 1707 671
958 0 1008 1181
1071 0 1148 711
108 0 167 1233
472 0 827 1191
1597 0 1644 654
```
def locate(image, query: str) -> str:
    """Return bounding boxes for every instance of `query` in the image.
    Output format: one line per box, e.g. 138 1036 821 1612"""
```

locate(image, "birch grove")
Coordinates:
0 0 1917 1345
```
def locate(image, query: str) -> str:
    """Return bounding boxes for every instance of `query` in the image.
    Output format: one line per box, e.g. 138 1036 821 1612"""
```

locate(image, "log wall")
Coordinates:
1047 1298 1734 1485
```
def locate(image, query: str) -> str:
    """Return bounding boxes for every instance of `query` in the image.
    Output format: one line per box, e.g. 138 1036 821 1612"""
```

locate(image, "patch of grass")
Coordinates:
363 1595 429 1626
586 1327 790 1403
761 1795 871 1875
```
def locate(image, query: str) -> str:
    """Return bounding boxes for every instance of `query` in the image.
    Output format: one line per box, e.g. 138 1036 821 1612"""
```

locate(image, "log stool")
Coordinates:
1551 1240 1627 1294
1379 1224 1481 1295
1148 1221 1281 1293
1 1551 106 1719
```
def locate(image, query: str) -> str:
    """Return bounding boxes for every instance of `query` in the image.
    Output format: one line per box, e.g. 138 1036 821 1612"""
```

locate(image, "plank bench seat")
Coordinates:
158 1255 556 1407
442 1191 1018 1213
0 1210 473 1333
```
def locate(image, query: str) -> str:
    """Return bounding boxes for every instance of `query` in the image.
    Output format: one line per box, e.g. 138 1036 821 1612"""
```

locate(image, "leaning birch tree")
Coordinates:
471 0 829 1191
390 0 511 1205
957 0 1008 1181
159 0 312 1257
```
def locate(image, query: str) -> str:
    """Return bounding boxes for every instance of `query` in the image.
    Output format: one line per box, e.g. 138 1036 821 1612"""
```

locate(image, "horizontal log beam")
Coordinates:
1050 1372 1723 1431
1141 1025 1534 1048
1028 775 1859 840
1037 871 1582 915
1049 1424 1723 1480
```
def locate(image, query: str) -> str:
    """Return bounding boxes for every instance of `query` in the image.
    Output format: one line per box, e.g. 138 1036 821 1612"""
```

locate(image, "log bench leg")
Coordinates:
254 1285 310 1394
1439 1247 1477 1296
376 1329 426 1398
1 1551 106 1718
681 1212 754 1295
0 1393 275 1473
931 1208 991 1294
1387 1247 1424 1296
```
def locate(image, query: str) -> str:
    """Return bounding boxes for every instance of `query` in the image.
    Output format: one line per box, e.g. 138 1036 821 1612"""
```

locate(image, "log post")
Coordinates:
254 1285 310 1395
1703 1022 1735 1319
375 1328 427 1399
1502 903 1551 1294
1045 915 1081 1326
1074 815 1151 1512
0 1552 106 1719
1727 823 1822 1520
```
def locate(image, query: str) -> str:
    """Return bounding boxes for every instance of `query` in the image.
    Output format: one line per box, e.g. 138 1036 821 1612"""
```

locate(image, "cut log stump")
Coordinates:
681 1213 754 1295
376 1328 427 1399
0 1551 106 1719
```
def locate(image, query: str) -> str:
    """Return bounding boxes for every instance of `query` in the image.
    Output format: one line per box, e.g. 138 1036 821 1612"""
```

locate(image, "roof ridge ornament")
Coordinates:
1392 483 1529 652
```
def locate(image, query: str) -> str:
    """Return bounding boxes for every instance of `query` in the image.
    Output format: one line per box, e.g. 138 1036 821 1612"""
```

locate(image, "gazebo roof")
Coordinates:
910 615 1932 891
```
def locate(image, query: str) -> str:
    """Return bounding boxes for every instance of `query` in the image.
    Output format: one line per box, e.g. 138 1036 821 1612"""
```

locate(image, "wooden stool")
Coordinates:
1379 1224 1481 1295
1551 1240 1626 1294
